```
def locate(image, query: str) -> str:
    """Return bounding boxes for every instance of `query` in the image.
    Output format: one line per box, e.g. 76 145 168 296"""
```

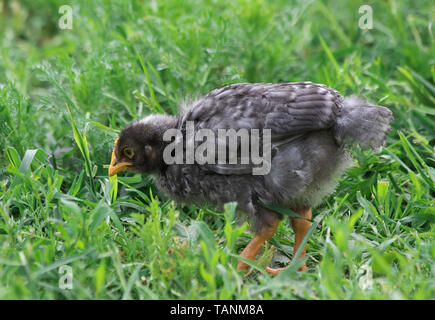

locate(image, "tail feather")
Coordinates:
333 96 394 153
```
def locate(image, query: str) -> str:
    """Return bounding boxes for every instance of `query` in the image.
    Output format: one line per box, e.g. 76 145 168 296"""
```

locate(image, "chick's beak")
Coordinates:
108 138 133 176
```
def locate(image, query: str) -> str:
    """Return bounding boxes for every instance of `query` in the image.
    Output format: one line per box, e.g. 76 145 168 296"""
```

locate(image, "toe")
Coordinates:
265 266 286 276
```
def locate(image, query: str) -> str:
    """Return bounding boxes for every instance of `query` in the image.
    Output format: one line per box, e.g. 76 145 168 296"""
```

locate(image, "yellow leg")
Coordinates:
236 219 279 272
265 207 312 275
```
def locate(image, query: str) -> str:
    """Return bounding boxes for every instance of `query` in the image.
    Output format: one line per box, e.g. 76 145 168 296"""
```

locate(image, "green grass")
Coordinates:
0 0 434 299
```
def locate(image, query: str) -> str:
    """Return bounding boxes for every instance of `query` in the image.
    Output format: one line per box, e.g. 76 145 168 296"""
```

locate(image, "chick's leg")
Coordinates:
236 219 279 272
265 207 312 276
290 207 312 271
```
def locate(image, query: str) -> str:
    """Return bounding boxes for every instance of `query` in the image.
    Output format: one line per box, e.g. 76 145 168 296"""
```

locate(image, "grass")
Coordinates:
0 0 434 299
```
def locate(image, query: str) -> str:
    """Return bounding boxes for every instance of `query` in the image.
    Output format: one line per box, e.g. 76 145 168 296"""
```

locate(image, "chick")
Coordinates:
109 82 393 274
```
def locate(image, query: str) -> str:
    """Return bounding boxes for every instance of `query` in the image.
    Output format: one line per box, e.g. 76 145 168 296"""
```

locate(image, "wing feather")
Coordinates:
179 82 343 175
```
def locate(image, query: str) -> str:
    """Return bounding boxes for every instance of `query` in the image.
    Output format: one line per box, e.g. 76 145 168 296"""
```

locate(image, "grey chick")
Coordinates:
108 82 394 275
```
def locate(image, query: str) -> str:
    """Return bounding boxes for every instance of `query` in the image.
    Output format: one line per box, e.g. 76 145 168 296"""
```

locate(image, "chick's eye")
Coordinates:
123 147 135 159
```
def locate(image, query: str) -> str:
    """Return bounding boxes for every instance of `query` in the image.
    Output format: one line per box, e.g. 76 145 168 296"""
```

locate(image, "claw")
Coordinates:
265 264 307 276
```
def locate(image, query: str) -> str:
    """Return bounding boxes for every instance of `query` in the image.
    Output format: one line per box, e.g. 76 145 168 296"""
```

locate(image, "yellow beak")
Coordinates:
108 138 133 176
